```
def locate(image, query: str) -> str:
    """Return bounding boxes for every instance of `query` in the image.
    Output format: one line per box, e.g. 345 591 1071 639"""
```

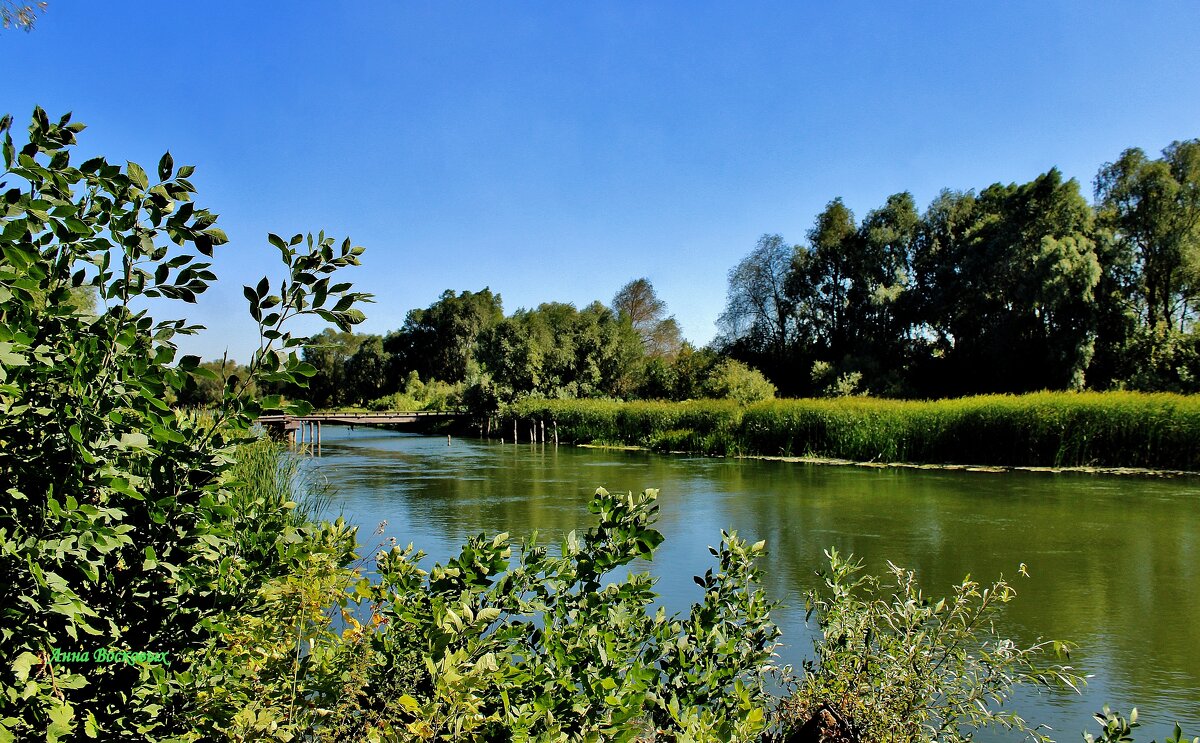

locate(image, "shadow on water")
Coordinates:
308 425 1200 743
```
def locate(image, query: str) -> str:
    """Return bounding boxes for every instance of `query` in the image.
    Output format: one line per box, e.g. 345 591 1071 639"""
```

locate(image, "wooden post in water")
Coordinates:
540 419 545 443
513 418 518 443
553 419 558 445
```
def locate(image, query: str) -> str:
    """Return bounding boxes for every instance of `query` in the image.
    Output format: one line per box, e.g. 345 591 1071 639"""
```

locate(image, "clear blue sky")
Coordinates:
7 2 1200 362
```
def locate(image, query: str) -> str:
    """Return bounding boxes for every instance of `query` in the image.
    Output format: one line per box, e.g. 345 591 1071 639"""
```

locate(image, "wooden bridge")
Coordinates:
257 410 462 445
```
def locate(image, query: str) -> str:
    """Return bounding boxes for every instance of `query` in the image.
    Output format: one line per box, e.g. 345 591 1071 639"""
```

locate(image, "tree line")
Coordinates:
721 140 1200 397
222 283 774 412
180 137 1200 410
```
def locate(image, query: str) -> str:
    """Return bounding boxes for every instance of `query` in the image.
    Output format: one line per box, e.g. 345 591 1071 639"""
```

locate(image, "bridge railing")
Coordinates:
301 409 464 419
257 410 465 422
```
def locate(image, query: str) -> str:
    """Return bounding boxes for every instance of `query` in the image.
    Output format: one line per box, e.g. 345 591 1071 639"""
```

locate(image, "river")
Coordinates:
306 425 1200 742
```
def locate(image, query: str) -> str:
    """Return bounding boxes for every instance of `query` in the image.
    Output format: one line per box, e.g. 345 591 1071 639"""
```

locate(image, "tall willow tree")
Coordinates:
924 170 1101 392
611 277 683 358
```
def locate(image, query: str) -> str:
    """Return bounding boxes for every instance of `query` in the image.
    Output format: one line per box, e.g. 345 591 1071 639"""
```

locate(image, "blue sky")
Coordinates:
6 2 1200 362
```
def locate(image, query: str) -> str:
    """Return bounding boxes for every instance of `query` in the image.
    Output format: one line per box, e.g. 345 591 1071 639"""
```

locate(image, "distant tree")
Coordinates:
345 334 388 404
385 288 503 384
0 1 46 31
479 301 641 400
611 278 683 357
1096 140 1200 332
669 343 720 400
176 359 255 407
919 170 1101 392
718 234 798 356
854 193 920 388
612 278 665 330
301 328 366 408
804 198 859 361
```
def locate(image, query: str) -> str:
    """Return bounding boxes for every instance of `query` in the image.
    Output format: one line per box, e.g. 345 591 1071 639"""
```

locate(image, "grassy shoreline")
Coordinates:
505 391 1200 472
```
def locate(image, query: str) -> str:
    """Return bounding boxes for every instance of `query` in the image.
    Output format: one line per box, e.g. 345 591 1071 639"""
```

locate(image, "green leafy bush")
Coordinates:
184 488 781 742
776 549 1083 743
0 107 368 741
702 359 777 404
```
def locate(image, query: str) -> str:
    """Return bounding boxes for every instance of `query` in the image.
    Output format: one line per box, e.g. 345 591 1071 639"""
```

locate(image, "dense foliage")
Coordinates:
189 487 780 742
505 392 1200 469
0 107 368 740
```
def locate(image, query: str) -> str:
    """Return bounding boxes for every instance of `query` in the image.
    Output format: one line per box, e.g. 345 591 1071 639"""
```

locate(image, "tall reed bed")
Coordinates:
507 392 1200 470
226 436 339 581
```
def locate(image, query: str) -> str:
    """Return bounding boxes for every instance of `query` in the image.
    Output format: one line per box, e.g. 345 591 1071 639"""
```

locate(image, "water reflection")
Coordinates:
310 425 1200 742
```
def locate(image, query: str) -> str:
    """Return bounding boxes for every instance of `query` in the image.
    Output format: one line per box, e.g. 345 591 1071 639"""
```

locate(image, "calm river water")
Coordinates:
308 425 1200 742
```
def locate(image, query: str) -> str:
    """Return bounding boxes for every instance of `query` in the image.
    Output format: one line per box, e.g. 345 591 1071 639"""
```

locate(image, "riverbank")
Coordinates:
506 391 1200 471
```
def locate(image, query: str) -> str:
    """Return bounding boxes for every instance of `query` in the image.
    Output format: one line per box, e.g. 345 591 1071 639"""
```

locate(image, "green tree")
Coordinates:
917 171 1101 393
804 198 859 363
1096 140 1200 332
479 300 641 400
718 234 806 391
345 334 388 405
701 358 776 404
612 277 683 358
385 288 503 384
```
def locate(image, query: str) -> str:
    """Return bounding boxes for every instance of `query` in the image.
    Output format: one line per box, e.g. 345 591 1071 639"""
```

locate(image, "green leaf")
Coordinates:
0 342 28 367
11 651 38 683
64 217 89 235
204 227 229 245
46 703 74 743
126 161 149 189
158 151 173 181
83 712 99 739
119 432 149 449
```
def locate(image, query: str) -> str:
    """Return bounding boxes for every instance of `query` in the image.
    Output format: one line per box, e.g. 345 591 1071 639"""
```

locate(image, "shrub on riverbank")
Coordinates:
774 549 1082 743
506 392 1200 470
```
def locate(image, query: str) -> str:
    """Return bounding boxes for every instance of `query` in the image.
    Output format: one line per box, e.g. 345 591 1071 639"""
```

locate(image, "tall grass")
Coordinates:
505 392 1200 470
227 437 339 581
